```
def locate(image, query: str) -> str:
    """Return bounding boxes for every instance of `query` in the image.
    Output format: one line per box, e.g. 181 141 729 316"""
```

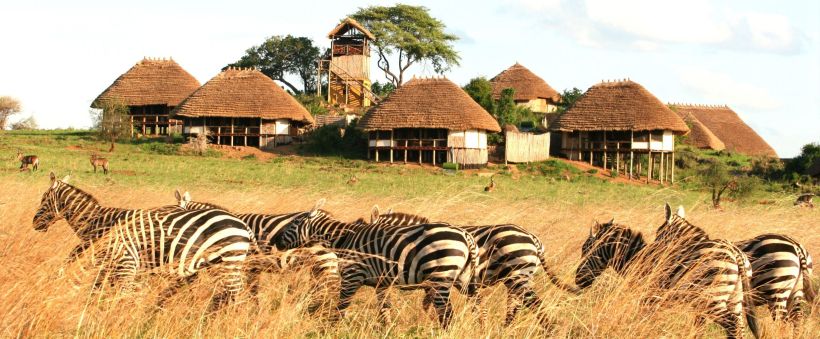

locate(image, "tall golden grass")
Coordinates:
0 176 816 338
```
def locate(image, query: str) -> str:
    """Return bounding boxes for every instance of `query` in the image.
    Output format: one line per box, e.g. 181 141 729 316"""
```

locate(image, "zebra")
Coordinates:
735 233 815 322
649 204 760 338
275 199 479 329
175 190 340 313
369 207 579 325
576 219 759 339
34 173 253 312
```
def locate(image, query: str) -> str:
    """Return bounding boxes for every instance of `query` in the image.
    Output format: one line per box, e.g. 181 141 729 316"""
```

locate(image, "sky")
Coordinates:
1 0 818 157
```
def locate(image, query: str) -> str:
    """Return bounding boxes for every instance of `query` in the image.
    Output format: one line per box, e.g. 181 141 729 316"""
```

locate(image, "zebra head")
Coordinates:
275 198 328 250
33 172 72 232
575 219 646 289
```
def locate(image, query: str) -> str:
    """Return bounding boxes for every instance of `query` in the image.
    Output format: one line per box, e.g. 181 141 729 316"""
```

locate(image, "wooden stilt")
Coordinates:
603 131 608 170
432 140 437 166
404 140 408 163
390 130 394 163
671 152 675 183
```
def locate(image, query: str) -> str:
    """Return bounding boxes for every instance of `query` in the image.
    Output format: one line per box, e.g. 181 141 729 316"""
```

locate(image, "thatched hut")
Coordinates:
551 79 689 183
673 108 725 151
672 104 777 157
358 77 501 167
173 68 315 148
490 63 561 114
92 57 201 136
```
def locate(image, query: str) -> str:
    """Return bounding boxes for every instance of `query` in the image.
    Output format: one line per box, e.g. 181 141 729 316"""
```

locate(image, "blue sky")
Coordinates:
2 0 818 157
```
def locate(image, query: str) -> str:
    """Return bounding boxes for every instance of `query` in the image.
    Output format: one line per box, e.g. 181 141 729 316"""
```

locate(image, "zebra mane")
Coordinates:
376 212 430 224
55 181 100 205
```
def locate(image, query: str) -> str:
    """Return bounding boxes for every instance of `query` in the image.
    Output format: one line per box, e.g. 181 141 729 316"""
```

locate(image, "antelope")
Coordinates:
16 151 39 171
346 174 358 185
90 154 109 174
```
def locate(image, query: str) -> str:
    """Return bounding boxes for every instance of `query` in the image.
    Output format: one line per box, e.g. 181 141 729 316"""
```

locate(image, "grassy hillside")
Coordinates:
0 130 817 338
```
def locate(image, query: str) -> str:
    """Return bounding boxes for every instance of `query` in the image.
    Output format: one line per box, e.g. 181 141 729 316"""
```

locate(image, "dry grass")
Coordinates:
0 172 817 338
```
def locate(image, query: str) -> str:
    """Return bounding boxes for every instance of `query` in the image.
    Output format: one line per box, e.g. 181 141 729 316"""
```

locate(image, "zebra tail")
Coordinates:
458 232 479 293
538 252 580 294
737 252 760 339
798 249 816 303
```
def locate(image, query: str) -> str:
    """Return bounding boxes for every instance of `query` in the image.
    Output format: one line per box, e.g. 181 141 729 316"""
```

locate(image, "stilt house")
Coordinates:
92 57 200 136
173 68 315 149
550 79 689 183
672 104 777 157
358 77 501 168
490 63 561 114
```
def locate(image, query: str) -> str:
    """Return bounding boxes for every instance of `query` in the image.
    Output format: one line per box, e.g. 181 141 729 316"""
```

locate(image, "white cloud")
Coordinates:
508 0 804 54
678 68 780 111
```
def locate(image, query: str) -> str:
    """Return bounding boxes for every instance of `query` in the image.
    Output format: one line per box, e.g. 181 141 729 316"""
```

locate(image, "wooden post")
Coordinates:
404 140 408 163
390 130 394 163
660 152 664 184
432 140 437 166
230 118 235 146
671 152 675 184
603 131 608 170
616 143 620 175
419 129 423 165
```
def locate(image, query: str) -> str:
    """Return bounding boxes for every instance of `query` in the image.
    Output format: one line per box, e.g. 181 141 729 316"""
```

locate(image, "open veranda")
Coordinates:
1 130 817 338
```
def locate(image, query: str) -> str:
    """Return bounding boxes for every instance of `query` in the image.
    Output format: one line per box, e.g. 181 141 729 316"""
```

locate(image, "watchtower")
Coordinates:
319 18 379 111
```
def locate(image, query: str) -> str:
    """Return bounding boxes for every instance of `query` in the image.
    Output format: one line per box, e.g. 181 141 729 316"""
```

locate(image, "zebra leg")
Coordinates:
715 313 742 339
155 274 199 309
429 284 455 329
333 267 364 322
375 286 393 324
205 263 246 314
504 277 539 326
112 252 139 293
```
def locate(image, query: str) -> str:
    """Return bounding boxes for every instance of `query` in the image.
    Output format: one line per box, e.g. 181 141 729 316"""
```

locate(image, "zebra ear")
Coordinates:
174 189 182 202
370 205 380 223
183 191 191 202
310 198 326 217
664 203 673 223
608 218 615 225
49 172 56 182
676 205 686 219
61 175 70 183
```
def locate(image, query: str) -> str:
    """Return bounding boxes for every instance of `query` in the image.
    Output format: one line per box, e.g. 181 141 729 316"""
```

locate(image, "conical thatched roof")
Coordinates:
672 108 725 150
672 104 776 157
359 77 501 132
173 68 314 124
490 63 560 102
328 17 375 40
92 58 200 108
550 80 689 134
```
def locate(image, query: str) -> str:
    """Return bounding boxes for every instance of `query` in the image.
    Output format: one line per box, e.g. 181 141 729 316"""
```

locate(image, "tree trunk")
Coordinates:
276 78 301 94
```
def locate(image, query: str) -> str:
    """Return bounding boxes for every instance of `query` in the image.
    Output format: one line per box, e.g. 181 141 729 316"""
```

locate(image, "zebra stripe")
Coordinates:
175 191 340 313
577 220 759 339
34 174 252 311
275 199 478 329
735 233 815 322
650 204 759 339
371 208 578 325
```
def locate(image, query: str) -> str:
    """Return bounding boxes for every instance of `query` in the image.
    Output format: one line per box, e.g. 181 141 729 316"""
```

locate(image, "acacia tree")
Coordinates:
228 35 320 93
0 96 22 130
351 4 460 87
699 159 760 208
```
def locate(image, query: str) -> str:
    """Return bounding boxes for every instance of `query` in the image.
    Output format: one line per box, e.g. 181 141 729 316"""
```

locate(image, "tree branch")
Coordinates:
276 77 300 94
375 47 399 87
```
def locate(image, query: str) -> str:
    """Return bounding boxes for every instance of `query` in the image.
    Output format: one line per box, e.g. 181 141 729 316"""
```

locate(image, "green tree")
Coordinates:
351 4 460 87
557 87 583 112
371 81 396 97
0 96 22 130
463 77 495 113
699 159 760 208
785 142 820 177
228 35 320 93
90 98 131 141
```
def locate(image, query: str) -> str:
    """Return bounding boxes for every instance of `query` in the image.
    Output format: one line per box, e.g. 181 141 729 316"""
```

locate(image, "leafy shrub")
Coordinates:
586 169 598 175
303 121 367 158
138 142 180 155
442 162 458 170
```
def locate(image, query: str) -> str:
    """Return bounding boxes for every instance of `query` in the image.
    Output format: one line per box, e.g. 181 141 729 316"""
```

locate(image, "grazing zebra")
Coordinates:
34 173 253 311
735 233 815 322
650 204 759 338
275 199 479 329
17 151 39 171
576 220 759 339
175 191 340 313
370 207 579 325
90 154 109 174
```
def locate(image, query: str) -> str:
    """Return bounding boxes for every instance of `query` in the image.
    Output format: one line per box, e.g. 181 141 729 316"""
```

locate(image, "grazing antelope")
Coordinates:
90 154 109 174
346 174 358 185
16 151 39 171
484 175 496 192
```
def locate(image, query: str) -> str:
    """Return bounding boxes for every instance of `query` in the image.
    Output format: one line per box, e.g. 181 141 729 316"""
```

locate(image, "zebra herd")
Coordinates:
33 173 814 338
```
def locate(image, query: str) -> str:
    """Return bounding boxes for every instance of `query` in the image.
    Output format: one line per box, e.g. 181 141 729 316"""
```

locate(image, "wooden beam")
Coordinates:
390 130 394 163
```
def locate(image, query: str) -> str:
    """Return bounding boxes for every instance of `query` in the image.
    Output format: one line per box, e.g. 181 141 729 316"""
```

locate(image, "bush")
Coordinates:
587 169 598 175
10 116 38 130
139 142 180 155
750 156 784 180
295 95 329 116
442 162 458 170
303 121 367 157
